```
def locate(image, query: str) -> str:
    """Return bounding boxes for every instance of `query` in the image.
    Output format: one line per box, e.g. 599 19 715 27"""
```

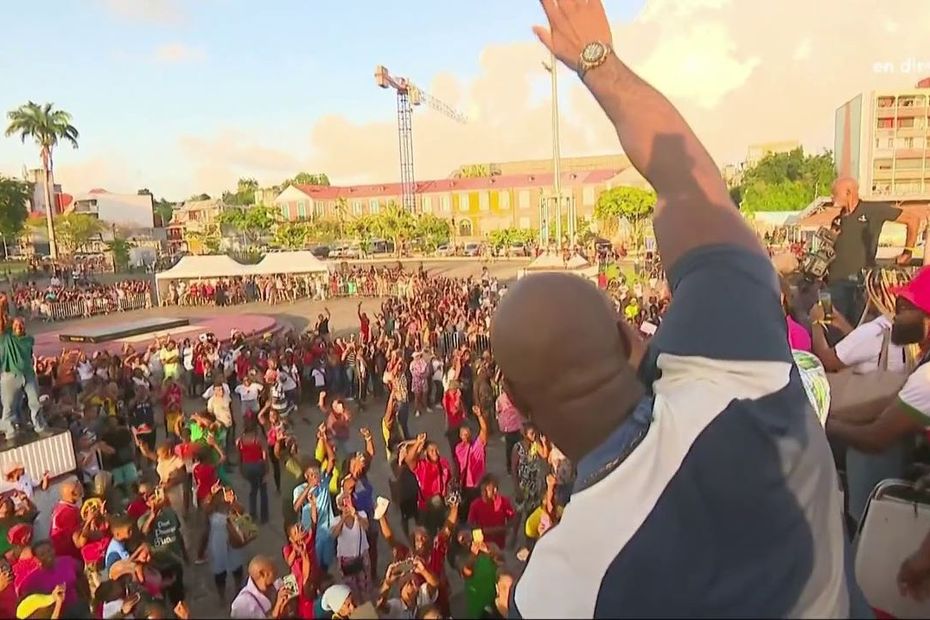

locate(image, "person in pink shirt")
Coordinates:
455 407 489 521
495 391 525 472
787 315 812 352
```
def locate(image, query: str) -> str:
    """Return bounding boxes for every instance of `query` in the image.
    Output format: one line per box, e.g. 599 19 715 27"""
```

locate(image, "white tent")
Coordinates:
154 255 249 304
247 251 329 275
565 254 590 269
524 253 567 270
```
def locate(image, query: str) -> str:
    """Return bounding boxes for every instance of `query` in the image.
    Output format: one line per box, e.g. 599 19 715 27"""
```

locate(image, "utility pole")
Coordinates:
550 51 563 250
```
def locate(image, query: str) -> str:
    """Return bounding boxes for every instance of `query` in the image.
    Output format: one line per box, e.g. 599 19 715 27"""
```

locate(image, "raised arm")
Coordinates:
535 0 763 270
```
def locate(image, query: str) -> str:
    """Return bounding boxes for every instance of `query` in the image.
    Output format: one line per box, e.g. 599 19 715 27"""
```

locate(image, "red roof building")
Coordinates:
272 168 633 240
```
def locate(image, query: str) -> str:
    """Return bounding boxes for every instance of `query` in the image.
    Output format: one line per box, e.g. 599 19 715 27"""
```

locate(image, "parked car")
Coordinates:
371 239 394 254
463 242 482 257
436 244 454 257
508 243 529 257
310 245 330 258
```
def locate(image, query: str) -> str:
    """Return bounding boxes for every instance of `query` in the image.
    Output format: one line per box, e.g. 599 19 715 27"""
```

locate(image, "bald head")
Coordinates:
491 273 644 459
832 176 860 211
248 555 277 589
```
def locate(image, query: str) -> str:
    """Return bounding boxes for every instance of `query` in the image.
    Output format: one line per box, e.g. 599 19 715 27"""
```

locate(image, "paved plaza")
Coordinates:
33 258 526 618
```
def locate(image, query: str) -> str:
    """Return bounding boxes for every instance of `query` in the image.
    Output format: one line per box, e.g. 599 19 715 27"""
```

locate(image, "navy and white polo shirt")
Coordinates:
510 244 867 618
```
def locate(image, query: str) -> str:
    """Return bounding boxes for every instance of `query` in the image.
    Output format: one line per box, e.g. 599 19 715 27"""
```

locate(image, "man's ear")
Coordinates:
617 320 645 370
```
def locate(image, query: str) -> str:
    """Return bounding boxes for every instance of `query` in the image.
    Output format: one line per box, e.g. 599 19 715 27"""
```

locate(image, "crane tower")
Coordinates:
375 65 467 212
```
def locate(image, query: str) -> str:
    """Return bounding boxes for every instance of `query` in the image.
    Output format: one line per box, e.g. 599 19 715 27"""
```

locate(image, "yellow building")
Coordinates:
274 169 623 240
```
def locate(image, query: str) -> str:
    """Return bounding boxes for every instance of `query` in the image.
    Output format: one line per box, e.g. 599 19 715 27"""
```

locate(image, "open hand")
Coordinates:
533 0 613 72
173 602 190 620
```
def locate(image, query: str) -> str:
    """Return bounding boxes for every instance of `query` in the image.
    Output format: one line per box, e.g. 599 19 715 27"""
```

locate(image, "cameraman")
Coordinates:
826 177 920 322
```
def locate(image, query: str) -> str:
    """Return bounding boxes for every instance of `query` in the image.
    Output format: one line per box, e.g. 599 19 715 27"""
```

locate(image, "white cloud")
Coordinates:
71 0 930 196
100 0 184 25
152 43 206 64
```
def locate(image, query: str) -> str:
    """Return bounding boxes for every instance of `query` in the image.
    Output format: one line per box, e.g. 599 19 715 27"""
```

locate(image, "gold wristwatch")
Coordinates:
578 41 613 80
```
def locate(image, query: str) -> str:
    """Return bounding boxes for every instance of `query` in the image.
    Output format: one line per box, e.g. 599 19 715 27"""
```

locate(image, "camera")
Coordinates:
798 226 838 281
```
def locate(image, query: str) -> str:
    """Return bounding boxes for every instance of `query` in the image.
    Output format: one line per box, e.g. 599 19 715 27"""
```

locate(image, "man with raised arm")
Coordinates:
492 1 865 617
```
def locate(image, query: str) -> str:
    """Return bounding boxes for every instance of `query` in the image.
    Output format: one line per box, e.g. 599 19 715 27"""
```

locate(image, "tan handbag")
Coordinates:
828 329 912 414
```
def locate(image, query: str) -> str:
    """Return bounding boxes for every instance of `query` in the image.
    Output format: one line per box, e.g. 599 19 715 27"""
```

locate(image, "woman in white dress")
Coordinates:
205 485 245 601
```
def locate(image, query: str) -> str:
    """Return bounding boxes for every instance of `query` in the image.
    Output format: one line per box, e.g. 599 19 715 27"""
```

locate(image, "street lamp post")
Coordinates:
550 51 563 251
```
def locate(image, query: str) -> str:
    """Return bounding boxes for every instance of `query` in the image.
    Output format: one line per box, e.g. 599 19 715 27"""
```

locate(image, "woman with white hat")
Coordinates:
321 583 356 619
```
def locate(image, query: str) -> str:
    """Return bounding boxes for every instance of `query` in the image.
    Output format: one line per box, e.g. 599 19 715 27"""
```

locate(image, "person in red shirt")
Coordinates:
283 522 318 618
378 497 459 616
236 420 269 524
442 380 467 461
49 479 83 562
126 482 154 521
191 447 218 564
466 474 516 550
405 434 453 512
358 302 371 344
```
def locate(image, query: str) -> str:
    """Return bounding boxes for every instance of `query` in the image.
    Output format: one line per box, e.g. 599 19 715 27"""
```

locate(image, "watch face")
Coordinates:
582 42 606 63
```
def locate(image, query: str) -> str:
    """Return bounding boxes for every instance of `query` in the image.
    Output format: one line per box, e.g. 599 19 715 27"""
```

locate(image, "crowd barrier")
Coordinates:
169 279 415 306
43 292 151 321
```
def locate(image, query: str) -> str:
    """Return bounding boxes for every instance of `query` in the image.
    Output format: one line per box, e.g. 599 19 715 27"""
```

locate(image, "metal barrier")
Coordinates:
44 292 151 322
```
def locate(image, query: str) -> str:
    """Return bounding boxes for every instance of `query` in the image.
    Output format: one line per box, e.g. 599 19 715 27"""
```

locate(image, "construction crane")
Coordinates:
375 65 468 213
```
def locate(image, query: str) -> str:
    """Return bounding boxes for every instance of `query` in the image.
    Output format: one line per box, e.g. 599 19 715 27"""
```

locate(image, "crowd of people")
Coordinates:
0 258 597 619
9 279 152 322
162 267 423 307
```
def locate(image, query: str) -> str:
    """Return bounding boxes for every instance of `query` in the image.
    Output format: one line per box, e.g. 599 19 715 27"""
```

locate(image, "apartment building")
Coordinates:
166 198 235 254
273 169 622 240
835 78 930 199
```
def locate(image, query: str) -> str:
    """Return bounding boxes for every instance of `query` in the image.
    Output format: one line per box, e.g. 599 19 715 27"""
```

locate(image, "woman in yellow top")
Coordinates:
523 474 562 546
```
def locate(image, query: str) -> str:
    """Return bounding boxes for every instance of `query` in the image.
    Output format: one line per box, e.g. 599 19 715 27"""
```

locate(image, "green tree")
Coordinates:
594 186 657 248
285 172 330 187
222 177 259 206
0 176 31 245
219 205 277 247
414 214 451 251
107 237 132 271
306 219 340 244
374 202 416 256
56 214 105 253
185 223 221 254
273 222 309 249
487 227 534 250
137 188 152 196
153 199 174 228
345 214 380 252
188 193 211 202
733 148 836 211
5 101 79 259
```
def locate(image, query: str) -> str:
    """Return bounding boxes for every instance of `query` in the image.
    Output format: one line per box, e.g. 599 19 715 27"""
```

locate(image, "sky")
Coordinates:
2 0 930 201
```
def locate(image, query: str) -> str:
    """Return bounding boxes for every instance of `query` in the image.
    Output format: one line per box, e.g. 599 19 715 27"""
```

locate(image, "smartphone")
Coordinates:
472 529 484 544
281 574 298 596
153 486 165 503
818 291 834 321
395 558 415 574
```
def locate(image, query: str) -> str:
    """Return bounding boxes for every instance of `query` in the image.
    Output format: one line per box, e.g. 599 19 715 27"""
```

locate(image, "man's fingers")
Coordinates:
533 25 554 51
539 0 567 29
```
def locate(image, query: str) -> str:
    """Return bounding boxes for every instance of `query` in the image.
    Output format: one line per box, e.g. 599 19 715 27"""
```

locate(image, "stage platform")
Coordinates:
59 317 190 343
0 430 76 481
35 314 281 357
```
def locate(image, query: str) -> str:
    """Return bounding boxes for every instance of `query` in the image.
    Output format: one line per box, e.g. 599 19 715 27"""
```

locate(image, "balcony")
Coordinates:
893 167 926 180
896 126 926 137
896 148 925 158
896 106 929 118
877 106 897 118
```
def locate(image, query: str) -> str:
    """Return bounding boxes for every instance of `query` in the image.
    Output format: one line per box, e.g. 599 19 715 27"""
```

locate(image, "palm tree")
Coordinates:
5 102 79 259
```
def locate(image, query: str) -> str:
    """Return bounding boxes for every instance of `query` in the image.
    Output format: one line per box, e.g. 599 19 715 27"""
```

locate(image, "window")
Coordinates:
440 195 451 213
422 196 432 213
519 190 531 210
459 193 470 212
458 219 473 237
313 202 324 218
353 201 363 216
369 199 380 214
279 205 289 220
519 216 531 229
499 192 510 210
297 200 307 219
479 192 489 212
582 186 596 206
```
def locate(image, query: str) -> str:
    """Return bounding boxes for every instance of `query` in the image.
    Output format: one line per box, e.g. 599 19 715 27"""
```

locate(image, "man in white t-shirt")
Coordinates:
812 307 910 375
234 376 262 418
